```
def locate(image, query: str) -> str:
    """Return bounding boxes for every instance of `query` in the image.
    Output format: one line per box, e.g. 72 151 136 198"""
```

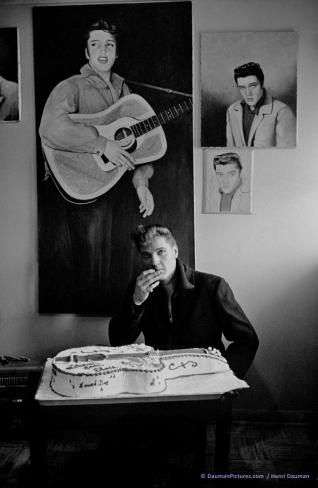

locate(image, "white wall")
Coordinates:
193 0 318 411
0 0 317 412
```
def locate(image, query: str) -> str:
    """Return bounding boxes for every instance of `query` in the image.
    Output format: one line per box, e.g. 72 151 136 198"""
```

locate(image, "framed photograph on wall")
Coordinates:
200 31 298 149
0 27 20 122
203 149 253 214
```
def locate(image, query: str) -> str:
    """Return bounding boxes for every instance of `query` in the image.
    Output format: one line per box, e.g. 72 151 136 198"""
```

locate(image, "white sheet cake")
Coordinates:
50 344 235 397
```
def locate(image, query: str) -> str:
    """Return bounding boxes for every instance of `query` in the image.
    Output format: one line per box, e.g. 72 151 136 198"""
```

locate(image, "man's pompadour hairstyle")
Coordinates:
213 152 242 171
84 18 118 48
131 224 177 252
234 62 264 87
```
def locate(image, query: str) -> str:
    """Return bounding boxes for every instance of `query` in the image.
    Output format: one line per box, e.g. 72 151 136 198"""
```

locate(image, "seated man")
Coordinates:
109 224 259 379
109 224 259 486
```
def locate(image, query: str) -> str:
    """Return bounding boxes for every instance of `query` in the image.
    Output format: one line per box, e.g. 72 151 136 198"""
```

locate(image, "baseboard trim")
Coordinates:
231 408 317 424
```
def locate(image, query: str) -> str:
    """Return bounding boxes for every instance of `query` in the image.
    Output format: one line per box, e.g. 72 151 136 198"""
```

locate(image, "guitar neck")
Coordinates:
131 98 192 138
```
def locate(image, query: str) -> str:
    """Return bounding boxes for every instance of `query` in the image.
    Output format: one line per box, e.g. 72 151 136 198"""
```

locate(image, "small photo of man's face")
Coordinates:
215 163 241 194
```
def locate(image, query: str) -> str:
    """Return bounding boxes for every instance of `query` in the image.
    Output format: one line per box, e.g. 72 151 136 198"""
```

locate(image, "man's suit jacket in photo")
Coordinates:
226 91 296 148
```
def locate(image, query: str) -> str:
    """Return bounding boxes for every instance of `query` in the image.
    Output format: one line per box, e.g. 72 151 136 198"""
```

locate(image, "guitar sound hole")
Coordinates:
114 127 137 153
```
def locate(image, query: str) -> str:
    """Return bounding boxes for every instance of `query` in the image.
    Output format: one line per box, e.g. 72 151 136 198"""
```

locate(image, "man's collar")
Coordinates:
80 63 125 92
235 90 273 114
175 259 195 290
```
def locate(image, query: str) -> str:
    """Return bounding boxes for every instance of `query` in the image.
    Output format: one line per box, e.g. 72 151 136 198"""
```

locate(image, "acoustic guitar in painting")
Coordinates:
42 94 192 203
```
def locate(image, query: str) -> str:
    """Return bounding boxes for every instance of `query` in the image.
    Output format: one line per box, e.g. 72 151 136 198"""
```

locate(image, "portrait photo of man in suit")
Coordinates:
200 31 298 148
226 62 296 148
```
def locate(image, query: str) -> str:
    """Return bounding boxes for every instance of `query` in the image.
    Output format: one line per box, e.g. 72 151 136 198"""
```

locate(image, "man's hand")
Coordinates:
133 269 162 305
104 140 135 170
137 185 154 218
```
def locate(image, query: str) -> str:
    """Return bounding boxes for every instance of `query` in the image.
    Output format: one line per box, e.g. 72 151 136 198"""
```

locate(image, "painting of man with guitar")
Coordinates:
34 2 193 315
40 18 155 213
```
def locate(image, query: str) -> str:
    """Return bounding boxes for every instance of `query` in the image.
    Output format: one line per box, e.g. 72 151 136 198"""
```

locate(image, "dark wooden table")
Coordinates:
29 364 236 487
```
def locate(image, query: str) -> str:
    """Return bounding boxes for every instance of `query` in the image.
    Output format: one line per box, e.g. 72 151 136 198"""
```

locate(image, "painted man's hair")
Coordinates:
213 152 242 171
84 18 119 49
234 62 264 87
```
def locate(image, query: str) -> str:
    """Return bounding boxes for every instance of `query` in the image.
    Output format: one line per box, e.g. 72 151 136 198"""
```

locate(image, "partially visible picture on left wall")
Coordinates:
0 27 20 122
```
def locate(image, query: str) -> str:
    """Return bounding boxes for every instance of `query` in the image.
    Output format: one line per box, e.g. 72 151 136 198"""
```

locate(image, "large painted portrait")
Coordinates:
203 149 253 214
200 31 298 148
33 2 193 315
0 27 20 122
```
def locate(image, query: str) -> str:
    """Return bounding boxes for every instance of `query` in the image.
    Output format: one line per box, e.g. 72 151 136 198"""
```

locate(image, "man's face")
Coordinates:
140 237 178 285
85 30 117 75
236 75 263 108
215 163 241 194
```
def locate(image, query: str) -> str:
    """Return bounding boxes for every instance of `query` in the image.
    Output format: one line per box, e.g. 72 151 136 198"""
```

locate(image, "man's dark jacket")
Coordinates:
109 260 259 378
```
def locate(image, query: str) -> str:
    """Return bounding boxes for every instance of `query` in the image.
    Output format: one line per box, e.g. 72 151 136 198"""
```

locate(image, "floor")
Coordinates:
0 421 317 487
